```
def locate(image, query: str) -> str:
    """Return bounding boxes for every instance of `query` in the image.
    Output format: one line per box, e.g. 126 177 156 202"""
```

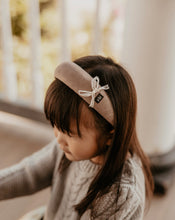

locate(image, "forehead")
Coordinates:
80 103 96 127
71 103 96 132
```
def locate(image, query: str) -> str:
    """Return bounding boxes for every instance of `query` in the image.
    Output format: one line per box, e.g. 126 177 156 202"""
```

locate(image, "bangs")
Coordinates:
44 79 83 137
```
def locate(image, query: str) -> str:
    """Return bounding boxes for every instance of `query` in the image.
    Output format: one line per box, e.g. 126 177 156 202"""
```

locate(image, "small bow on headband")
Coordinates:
78 76 109 107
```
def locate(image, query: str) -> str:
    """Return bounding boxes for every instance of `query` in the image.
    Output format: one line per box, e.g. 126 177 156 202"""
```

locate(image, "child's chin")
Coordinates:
64 152 74 161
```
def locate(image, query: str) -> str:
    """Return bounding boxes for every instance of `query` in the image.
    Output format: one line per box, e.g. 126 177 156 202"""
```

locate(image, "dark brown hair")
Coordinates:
44 55 154 216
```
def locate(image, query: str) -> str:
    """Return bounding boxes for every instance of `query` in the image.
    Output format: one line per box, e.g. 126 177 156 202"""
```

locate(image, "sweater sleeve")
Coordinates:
0 138 59 200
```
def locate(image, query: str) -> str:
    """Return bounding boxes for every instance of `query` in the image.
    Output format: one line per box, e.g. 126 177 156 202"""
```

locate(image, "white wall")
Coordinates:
121 0 175 155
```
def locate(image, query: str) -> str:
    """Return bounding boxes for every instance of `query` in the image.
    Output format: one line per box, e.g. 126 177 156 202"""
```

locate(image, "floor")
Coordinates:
0 111 175 220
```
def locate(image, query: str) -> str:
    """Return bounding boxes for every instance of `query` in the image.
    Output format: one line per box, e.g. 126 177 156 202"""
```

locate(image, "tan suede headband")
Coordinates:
54 62 114 126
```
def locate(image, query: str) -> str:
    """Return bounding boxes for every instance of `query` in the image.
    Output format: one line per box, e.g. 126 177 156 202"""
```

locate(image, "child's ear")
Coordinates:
106 129 114 146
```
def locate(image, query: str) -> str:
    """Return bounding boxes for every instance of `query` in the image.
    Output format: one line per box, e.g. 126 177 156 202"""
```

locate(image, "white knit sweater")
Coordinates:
0 139 145 220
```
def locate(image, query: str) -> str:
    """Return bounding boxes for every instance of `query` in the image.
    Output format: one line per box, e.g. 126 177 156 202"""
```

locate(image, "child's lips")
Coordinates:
60 145 71 154
64 149 71 154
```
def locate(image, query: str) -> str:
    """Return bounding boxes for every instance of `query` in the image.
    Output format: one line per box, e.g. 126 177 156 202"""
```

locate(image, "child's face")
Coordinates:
53 122 105 165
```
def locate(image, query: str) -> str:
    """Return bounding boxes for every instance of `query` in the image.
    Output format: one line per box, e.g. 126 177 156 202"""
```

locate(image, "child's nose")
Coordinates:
53 126 58 137
57 132 67 146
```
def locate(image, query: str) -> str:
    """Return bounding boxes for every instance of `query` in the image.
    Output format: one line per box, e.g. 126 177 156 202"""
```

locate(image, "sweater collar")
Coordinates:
77 159 101 175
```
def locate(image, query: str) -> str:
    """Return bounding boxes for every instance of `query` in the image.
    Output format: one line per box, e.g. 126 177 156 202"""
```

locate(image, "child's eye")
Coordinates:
66 132 74 137
67 132 77 138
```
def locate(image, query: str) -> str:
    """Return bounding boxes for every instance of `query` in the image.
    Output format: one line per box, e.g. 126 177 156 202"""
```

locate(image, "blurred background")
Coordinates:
0 0 125 104
0 0 175 219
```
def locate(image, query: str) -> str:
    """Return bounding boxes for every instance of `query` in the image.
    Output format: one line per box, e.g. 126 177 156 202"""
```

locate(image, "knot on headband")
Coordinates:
78 76 109 107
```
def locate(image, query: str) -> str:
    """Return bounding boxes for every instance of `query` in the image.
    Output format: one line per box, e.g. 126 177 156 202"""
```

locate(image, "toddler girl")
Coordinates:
0 55 154 219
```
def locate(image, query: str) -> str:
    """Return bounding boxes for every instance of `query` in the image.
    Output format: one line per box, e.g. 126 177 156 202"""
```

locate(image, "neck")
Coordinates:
90 154 104 165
